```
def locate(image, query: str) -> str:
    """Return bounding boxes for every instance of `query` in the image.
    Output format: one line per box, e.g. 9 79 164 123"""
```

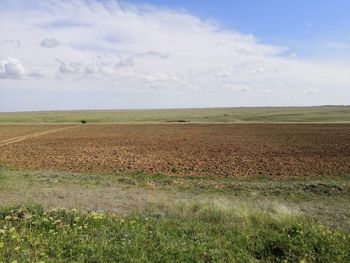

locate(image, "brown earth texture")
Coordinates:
0 124 349 178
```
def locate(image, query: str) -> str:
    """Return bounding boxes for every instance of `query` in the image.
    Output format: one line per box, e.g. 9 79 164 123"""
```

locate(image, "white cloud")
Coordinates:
302 88 319 95
84 64 98 75
56 60 81 75
41 38 59 48
1 40 21 47
0 0 349 110
0 57 52 79
136 51 170 59
224 84 251 92
0 57 26 79
115 57 134 68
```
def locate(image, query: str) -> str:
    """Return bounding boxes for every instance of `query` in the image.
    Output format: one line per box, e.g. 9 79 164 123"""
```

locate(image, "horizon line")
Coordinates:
1 105 349 114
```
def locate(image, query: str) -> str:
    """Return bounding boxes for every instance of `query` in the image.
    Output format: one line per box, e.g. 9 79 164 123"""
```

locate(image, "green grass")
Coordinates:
1 168 349 261
1 168 349 199
0 204 349 262
0 106 349 124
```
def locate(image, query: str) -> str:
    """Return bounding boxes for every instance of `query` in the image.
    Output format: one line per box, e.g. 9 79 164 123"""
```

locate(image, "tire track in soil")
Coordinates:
0 126 79 147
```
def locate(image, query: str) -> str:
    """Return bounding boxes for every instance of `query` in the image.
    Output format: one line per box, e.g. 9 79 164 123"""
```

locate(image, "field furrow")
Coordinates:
0 124 349 178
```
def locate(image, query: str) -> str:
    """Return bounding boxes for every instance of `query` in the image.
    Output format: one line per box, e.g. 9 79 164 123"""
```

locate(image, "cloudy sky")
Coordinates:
1 0 350 111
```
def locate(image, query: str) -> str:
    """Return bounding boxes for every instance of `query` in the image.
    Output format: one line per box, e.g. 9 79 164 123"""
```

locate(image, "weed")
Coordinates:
0 204 349 262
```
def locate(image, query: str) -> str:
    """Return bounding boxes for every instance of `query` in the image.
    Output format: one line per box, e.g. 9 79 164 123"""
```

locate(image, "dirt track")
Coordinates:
0 124 349 178
0 126 78 147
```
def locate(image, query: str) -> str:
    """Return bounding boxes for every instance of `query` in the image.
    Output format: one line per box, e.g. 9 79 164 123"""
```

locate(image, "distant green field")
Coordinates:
0 106 349 124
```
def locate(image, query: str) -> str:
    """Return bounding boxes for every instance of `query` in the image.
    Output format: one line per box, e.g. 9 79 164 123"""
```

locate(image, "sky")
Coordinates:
0 0 350 111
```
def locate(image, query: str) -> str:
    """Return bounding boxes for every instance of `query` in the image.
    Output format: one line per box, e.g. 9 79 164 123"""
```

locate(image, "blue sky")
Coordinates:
0 0 350 111
125 0 350 58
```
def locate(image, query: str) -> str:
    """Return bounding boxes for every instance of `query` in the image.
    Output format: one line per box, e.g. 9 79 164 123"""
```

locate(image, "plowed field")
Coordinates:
0 124 349 178
0 125 70 141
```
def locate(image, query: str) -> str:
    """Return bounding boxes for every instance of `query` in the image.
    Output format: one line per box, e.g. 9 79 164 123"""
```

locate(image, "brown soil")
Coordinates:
0 125 70 141
0 124 349 178
0 126 77 147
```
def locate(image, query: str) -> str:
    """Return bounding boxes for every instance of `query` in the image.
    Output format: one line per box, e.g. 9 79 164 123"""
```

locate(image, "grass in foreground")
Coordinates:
1 167 350 232
0 204 349 262
0 168 349 262
1 168 349 197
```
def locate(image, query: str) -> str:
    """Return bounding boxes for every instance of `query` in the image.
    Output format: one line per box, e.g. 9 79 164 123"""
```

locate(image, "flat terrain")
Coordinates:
0 168 349 262
1 109 350 262
1 169 349 232
0 125 75 147
0 124 349 178
0 125 70 141
1 106 349 124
